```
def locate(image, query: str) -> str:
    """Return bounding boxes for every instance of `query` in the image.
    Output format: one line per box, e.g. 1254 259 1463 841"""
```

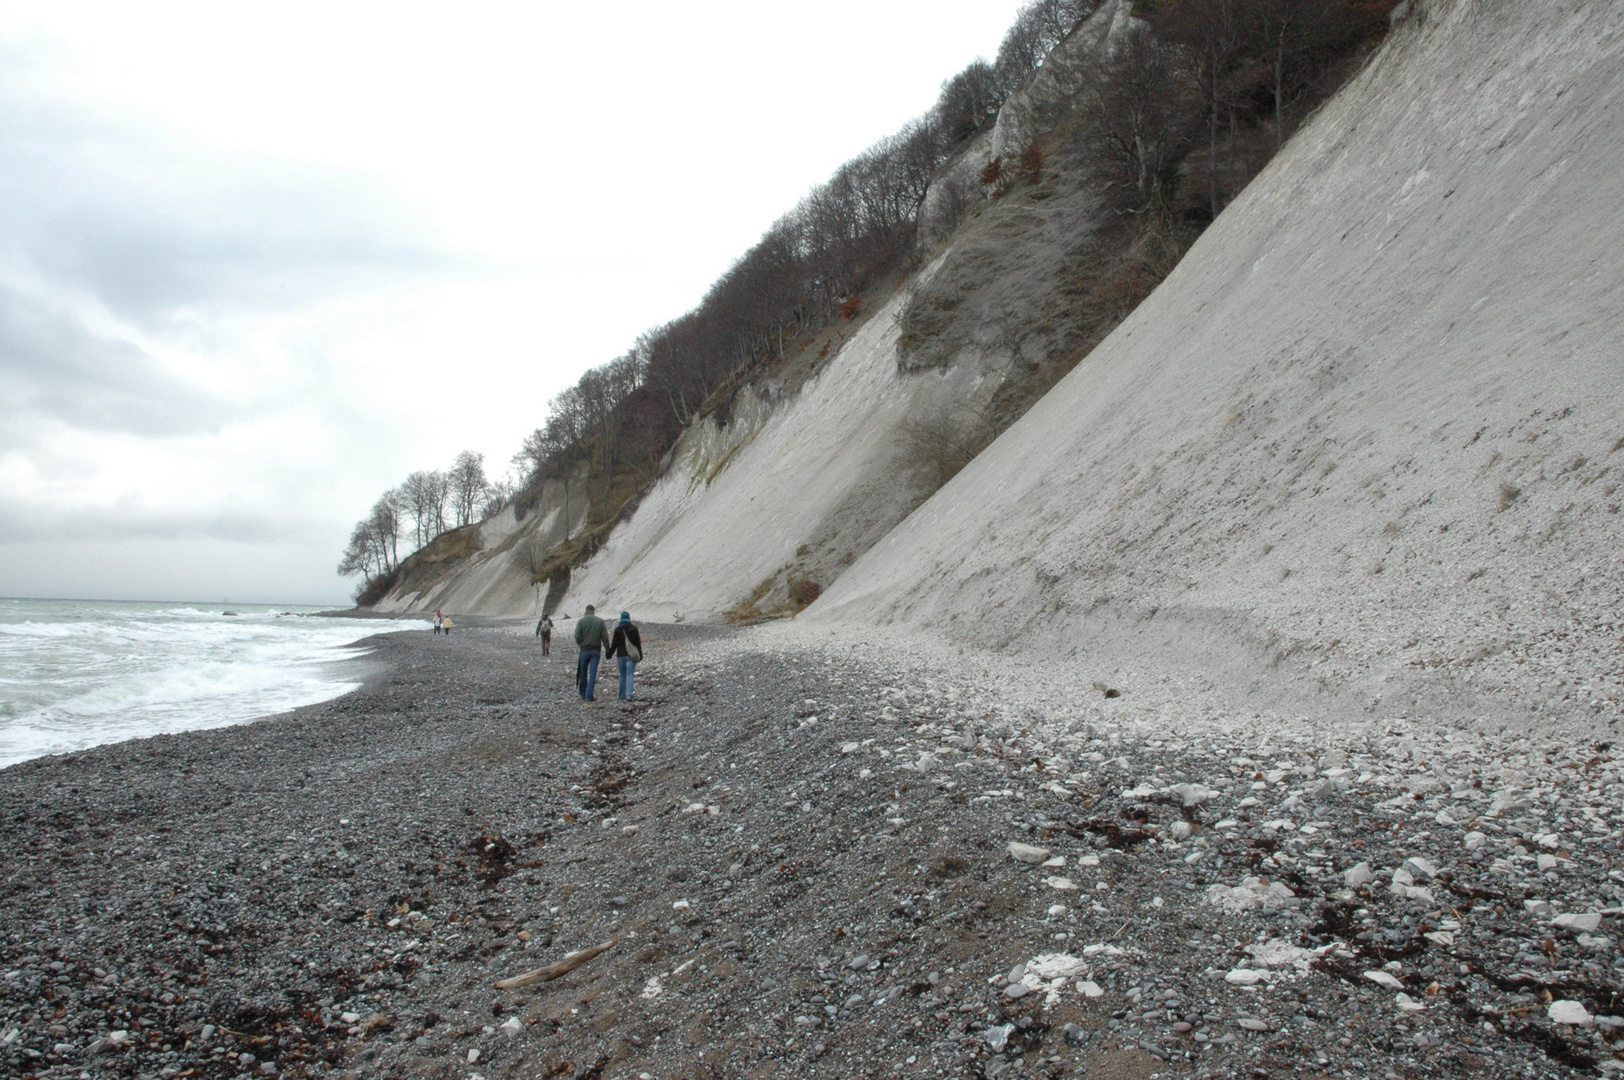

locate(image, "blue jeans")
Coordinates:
617 656 637 699
576 649 601 699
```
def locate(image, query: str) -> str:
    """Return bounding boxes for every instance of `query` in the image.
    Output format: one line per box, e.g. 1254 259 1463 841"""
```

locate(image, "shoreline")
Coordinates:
0 607 416 774
1 622 1617 1079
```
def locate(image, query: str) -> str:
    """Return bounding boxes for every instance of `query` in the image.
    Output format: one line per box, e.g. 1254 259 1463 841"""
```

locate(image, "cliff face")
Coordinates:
370 470 587 618
556 2 1162 621
378 1 1624 735
376 3 1137 622
558 254 1014 621
917 0 1136 249
811 1 1624 728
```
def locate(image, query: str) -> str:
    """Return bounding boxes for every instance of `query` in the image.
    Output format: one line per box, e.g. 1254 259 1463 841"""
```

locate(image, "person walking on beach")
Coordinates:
442 615 453 637
433 610 443 635
573 605 611 701
605 611 642 701
536 614 554 656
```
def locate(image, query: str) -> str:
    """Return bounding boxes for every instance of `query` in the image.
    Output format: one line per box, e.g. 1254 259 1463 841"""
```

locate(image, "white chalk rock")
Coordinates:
1402 856 1440 880
1549 1000 1595 1026
1171 783 1219 807
1027 954 1088 980
1204 876 1296 913
1008 841 1053 864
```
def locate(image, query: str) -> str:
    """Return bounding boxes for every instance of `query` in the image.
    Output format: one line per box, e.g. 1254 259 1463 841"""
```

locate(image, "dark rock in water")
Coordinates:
222 610 240 616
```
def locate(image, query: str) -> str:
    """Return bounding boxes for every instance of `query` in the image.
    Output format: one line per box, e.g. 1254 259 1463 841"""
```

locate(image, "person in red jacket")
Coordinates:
605 611 642 701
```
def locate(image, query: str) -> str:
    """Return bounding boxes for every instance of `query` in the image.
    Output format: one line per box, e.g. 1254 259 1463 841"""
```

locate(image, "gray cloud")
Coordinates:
0 54 462 321
0 44 467 446
16 151 460 323
0 284 225 441
0 493 312 544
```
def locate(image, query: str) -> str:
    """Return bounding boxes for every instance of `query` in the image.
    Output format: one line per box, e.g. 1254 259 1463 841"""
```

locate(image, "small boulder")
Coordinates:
1549 1000 1595 1026
1008 841 1052 864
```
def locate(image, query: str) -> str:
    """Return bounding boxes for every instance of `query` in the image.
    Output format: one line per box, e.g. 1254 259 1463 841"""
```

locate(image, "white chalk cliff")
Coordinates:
379 1 1624 732
812 1 1624 727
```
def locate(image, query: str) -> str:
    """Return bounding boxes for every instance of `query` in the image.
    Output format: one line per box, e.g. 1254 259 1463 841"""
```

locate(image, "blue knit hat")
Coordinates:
620 611 630 622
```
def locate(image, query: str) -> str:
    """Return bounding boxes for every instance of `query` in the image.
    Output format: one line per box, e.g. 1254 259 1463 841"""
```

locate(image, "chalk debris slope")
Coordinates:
813 1 1624 729
557 259 1007 623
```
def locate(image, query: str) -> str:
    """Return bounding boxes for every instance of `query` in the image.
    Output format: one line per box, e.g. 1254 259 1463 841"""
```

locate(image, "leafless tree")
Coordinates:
400 469 448 547
896 403 1002 490
338 503 399 585
1246 0 1402 149
576 352 645 497
511 430 553 485
368 492 403 570
935 59 1004 143
448 450 488 527
995 0 1100 92
1146 0 1250 220
336 522 373 581
1082 23 1199 207
1249 0 1338 150
480 474 517 519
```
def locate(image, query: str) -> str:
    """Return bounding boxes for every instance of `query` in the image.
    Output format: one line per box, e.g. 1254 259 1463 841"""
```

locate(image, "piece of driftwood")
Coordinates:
494 937 621 990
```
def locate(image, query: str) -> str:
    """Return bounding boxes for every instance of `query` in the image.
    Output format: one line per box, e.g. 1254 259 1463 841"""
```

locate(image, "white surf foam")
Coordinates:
0 600 407 768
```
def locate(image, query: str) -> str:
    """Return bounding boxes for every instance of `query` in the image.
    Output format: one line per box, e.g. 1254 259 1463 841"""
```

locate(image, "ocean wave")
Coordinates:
0 601 384 768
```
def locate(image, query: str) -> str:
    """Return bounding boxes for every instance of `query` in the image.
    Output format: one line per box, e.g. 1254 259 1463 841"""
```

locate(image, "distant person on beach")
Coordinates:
442 616 453 637
573 605 611 701
433 611 443 635
605 611 642 700
536 615 554 655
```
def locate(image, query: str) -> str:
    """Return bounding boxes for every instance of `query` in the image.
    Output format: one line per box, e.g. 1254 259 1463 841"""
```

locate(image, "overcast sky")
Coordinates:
0 0 1029 605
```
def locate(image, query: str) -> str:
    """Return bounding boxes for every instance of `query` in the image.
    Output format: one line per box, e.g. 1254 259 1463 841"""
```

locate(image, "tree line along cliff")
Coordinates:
342 0 1403 609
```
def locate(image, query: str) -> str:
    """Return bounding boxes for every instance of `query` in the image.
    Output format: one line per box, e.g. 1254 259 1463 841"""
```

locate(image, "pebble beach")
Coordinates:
2 619 1621 1079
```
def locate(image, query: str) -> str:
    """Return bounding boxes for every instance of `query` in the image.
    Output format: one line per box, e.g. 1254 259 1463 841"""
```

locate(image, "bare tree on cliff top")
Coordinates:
401 469 448 547
577 351 645 498
448 450 488 528
512 429 553 485
995 0 1100 92
337 509 396 585
481 474 517 519
369 491 403 570
936 59 1004 143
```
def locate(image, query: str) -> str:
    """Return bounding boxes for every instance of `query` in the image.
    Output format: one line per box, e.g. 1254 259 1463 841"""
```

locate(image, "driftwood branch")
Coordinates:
494 936 622 990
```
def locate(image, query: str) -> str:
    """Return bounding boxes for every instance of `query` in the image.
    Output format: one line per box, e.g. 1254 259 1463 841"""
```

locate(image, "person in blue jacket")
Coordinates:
605 611 642 700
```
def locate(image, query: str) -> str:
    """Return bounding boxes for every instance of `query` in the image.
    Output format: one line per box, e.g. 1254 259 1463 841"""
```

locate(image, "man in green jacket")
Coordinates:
573 605 611 701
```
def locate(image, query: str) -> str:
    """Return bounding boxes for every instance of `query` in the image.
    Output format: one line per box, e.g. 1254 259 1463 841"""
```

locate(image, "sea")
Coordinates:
0 598 407 769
